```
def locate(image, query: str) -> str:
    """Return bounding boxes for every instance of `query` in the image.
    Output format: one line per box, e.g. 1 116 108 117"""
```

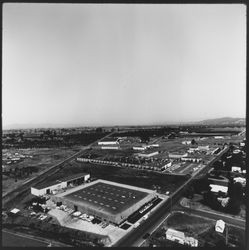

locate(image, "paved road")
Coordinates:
114 146 230 247
2 132 115 208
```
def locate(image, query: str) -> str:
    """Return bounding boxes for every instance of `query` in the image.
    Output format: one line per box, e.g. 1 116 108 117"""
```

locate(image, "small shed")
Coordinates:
215 220 225 233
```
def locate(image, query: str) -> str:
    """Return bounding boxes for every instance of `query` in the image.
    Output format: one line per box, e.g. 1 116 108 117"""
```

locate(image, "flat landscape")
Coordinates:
41 161 189 195
2 147 81 195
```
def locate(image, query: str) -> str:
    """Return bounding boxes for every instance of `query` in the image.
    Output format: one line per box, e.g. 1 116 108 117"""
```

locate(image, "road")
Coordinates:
2 132 115 208
114 146 230 247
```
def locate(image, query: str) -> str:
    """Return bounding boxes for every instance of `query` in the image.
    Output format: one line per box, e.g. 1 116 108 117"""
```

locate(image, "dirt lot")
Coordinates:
2 147 81 195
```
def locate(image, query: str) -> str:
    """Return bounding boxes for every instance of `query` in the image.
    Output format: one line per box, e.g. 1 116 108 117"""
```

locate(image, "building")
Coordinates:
185 236 198 247
214 136 224 139
166 228 185 245
209 184 228 195
161 161 172 171
188 147 199 153
136 151 159 158
165 228 198 247
133 146 147 151
101 146 120 150
52 179 157 225
31 173 90 196
181 141 191 145
181 157 202 163
198 145 210 151
98 139 119 145
233 177 246 187
168 152 188 159
215 220 225 233
231 166 242 173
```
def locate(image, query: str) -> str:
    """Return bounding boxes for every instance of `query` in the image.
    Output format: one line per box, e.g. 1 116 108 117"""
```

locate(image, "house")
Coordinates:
198 145 210 151
215 220 225 233
181 141 191 145
209 184 228 195
166 228 185 245
185 236 198 247
165 228 198 247
233 177 246 187
231 166 242 173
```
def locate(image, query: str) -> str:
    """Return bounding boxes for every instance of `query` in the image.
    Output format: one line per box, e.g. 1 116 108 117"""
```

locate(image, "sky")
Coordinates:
3 4 246 128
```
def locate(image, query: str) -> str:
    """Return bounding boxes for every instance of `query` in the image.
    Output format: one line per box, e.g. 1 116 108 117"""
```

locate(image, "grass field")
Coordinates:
38 160 188 195
2 147 81 195
2 230 49 247
144 212 245 247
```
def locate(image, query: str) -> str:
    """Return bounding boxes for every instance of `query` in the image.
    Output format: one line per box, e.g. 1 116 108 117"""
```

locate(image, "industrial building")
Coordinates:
101 146 120 150
209 184 228 195
98 138 119 145
168 152 188 159
136 150 159 158
52 179 157 225
31 173 90 196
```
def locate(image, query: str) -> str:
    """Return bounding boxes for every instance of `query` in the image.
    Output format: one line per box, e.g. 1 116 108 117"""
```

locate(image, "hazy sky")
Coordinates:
3 4 246 127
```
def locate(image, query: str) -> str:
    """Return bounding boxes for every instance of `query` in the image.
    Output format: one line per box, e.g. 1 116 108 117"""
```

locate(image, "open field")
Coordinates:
2 230 49 247
2 147 81 195
37 160 189 195
143 211 245 247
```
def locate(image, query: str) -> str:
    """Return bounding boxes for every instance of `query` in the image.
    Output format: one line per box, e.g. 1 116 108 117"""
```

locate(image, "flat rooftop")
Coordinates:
33 173 89 190
64 182 148 215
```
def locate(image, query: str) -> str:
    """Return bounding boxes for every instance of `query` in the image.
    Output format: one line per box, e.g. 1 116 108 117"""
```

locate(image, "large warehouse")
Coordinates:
52 179 157 225
31 173 90 196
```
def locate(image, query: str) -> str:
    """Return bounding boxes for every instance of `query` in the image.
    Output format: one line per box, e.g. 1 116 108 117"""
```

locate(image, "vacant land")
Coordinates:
37 160 188 195
143 211 245 247
2 147 81 195
2 230 49 247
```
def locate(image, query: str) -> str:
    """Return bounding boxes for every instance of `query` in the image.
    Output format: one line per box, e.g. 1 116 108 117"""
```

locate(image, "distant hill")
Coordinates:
197 117 246 126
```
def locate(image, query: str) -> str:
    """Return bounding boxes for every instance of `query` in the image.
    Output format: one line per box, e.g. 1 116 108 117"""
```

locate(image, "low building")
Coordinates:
181 141 191 145
161 161 172 171
136 151 159 158
198 145 210 151
231 166 242 173
98 139 119 145
215 220 225 233
165 228 198 247
101 146 120 150
133 146 147 151
31 173 90 196
185 236 198 247
217 197 230 207
52 179 157 225
209 184 228 195
168 152 188 159
214 136 224 139
188 147 199 153
181 157 202 163
166 228 185 245
233 177 246 187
